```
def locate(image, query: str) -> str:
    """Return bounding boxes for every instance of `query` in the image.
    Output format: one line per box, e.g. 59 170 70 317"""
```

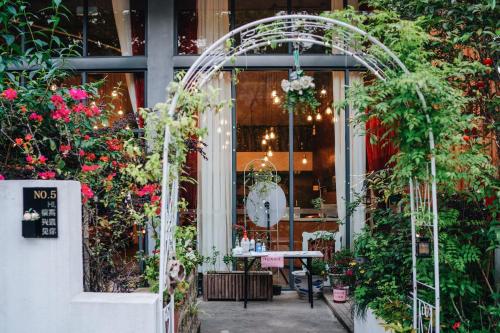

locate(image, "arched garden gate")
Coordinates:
159 14 441 333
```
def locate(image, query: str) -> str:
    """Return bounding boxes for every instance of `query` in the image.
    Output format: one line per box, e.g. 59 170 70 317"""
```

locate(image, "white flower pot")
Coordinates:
292 270 323 299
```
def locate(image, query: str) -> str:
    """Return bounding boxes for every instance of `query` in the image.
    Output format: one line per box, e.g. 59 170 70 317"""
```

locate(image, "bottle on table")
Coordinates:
261 243 267 252
249 237 255 252
241 231 250 253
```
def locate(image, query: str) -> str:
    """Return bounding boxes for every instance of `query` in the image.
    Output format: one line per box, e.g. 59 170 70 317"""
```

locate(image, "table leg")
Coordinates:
307 258 313 308
244 257 248 309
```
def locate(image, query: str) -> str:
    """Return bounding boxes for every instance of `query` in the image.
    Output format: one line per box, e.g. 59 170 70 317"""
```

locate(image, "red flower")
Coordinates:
60 145 71 156
72 103 85 113
50 94 64 106
100 156 109 162
52 105 71 123
83 135 91 141
26 155 34 164
29 113 43 122
81 184 94 204
20 105 27 113
81 164 100 172
25 134 32 141
106 173 116 181
84 105 101 117
345 269 353 276
106 139 122 151
485 196 495 207
0 174 5 180
482 58 493 66
452 321 461 330
112 161 118 167
2 88 17 101
38 171 56 180
38 155 47 164
463 135 470 142
85 153 96 161
15 138 23 145
78 149 85 157
69 88 88 100
151 195 161 203
136 184 157 197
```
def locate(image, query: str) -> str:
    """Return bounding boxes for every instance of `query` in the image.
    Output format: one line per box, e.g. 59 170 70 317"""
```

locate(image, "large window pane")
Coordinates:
87 72 145 129
292 0 330 54
176 0 231 55
87 0 146 56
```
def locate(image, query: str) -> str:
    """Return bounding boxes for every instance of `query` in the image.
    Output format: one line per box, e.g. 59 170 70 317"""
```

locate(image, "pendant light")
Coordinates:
267 146 273 157
265 131 270 140
269 127 276 139
307 114 313 122
302 154 308 165
262 138 267 145
325 107 333 115
316 113 322 121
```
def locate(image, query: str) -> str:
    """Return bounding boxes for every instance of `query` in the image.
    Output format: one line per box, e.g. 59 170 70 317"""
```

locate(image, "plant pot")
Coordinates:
22 220 39 238
272 284 282 296
328 273 344 287
333 286 348 303
292 270 324 299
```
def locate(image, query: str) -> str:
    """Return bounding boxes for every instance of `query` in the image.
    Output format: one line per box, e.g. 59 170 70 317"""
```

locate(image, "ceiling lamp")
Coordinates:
302 154 308 165
267 147 273 157
307 114 313 122
269 127 276 139
264 131 270 140
271 90 277 97
316 113 322 121
273 96 281 104
263 155 269 162
320 88 327 96
117 109 124 116
325 107 333 115
261 138 267 145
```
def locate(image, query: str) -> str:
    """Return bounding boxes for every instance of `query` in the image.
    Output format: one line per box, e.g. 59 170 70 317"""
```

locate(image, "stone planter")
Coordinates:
292 270 324 299
203 271 273 301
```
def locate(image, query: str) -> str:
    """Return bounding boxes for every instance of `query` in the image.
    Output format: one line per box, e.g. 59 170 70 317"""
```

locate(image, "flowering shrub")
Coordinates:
281 70 320 115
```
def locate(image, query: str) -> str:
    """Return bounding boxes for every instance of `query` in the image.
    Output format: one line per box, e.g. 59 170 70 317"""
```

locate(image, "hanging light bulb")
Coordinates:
320 88 327 96
316 113 322 121
217 127 222 133
269 127 276 139
261 138 267 145
263 155 269 162
312 124 316 136
117 109 124 116
302 154 308 165
271 90 277 97
265 131 270 140
273 96 281 104
50 84 58 91
325 107 333 115
307 114 313 122
267 147 273 157
111 90 118 98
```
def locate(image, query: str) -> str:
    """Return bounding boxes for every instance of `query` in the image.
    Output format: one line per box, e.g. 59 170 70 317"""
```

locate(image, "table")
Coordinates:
234 251 323 309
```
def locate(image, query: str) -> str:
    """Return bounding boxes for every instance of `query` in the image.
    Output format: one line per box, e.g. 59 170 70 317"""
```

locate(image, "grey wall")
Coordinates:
147 0 175 107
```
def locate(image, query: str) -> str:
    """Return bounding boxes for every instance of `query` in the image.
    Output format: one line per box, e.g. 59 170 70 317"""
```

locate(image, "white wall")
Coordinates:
0 180 160 333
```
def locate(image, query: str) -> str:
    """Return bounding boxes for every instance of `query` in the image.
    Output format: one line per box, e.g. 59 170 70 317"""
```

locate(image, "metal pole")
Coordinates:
289 92 295 288
344 70 351 249
409 179 418 330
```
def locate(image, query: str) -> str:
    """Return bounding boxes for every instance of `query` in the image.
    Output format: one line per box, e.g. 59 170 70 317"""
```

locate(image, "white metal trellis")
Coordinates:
158 14 440 333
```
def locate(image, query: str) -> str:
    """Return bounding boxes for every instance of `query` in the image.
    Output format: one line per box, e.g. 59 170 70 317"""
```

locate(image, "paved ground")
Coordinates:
199 291 348 333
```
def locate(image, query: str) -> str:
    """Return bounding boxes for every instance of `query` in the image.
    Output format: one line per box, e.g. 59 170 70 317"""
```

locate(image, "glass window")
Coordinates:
87 0 146 56
176 0 231 55
87 72 145 129
28 0 84 55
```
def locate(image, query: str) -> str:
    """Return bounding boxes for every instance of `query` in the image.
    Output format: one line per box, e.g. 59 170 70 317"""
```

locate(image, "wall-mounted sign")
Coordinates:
22 187 58 238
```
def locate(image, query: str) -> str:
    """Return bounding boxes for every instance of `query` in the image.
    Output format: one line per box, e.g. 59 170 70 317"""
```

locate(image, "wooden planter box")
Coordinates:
203 271 273 301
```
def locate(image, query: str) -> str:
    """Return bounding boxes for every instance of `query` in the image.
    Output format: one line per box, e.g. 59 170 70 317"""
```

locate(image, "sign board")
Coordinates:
22 187 58 238
261 254 284 268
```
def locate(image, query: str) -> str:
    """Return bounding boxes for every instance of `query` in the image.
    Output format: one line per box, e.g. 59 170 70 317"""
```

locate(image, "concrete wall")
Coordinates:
0 180 160 333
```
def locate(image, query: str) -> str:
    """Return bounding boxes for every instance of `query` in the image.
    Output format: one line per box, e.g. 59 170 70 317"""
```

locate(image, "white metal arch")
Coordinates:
158 14 440 333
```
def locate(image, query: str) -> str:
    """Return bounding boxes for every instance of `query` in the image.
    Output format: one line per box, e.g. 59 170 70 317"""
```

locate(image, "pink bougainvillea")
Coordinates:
38 171 56 180
81 164 100 172
81 184 94 203
69 88 88 100
2 88 17 101
0 174 5 180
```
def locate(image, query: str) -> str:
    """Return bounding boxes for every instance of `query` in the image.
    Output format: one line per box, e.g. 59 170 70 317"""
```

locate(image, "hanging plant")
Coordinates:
281 51 320 115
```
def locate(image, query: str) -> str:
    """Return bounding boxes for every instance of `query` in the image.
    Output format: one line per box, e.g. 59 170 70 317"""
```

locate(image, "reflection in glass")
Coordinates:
87 72 145 129
87 0 145 56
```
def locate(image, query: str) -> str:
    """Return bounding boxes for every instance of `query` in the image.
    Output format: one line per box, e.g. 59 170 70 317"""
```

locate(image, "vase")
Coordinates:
292 270 324 299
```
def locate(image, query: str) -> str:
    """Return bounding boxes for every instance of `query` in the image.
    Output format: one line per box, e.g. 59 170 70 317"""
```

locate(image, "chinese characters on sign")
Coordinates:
23 188 58 238
261 254 284 268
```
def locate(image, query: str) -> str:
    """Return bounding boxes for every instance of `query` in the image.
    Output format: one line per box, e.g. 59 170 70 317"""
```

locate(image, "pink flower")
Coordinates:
69 88 88 100
84 105 101 117
81 184 94 203
25 134 33 141
136 184 157 197
0 174 5 180
38 155 47 164
15 138 23 145
2 88 17 101
81 164 100 172
452 322 461 330
72 103 85 113
52 105 71 123
26 155 34 164
60 145 71 155
78 149 85 157
38 171 56 180
29 113 43 122
345 269 353 276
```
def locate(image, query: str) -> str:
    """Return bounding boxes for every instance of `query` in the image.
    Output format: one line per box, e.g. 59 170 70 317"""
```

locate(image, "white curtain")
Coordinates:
112 0 138 116
196 0 231 272
333 72 366 250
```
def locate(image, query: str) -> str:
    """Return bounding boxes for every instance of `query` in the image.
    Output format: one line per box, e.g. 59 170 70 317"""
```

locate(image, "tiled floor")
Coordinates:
199 291 348 333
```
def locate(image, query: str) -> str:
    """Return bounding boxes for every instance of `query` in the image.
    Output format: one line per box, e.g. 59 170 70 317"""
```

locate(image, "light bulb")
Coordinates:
50 84 58 91
271 90 277 97
263 155 269 162
217 127 222 133
269 129 275 139
267 149 273 157
307 115 313 122
273 96 281 104
325 107 333 115
117 110 124 116
262 138 267 145
302 154 308 165
316 113 322 121
320 89 327 96
111 90 118 98
265 133 270 140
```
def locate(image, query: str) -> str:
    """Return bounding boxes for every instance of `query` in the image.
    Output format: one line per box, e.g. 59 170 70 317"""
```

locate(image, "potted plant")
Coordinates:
329 248 355 303
292 258 327 299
